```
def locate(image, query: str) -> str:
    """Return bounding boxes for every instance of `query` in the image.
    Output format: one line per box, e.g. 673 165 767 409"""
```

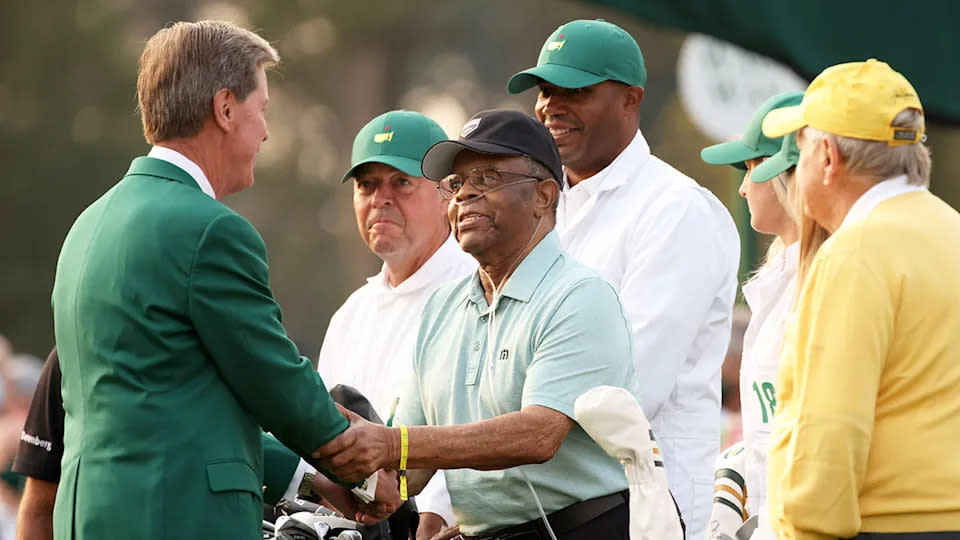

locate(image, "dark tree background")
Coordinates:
2 0 957 357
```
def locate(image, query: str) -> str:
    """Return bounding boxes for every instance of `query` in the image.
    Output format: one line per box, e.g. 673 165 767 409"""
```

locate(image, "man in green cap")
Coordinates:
266 110 475 540
507 19 741 539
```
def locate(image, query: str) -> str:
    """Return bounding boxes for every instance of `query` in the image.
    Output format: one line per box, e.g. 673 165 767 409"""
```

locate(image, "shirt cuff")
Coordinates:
282 459 317 501
416 472 456 527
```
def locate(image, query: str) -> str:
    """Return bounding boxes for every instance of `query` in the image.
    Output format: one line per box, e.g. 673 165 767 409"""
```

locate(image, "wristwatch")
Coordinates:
296 471 320 502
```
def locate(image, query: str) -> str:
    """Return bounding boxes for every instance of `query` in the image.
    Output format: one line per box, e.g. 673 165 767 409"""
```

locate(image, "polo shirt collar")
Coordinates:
840 175 925 230
465 230 563 306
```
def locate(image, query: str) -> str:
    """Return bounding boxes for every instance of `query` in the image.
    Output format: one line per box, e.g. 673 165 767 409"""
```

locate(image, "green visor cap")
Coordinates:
751 131 800 183
507 19 646 94
341 110 448 183
700 91 804 171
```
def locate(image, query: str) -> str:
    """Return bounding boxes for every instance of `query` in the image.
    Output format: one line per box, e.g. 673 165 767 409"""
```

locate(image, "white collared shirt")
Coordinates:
556 130 741 539
840 174 926 230
285 234 475 523
147 145 217 199
739 242 799 537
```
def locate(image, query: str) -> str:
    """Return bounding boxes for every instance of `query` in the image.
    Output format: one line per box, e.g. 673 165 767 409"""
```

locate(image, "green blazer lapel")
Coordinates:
124 156 202 192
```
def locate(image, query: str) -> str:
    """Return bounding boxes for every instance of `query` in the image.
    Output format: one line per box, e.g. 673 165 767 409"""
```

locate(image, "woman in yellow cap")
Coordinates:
699 91 828 540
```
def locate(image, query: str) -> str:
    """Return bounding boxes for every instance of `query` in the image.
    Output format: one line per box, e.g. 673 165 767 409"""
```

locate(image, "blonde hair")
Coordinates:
802 108 931 187
748 168 801 276
137 21 279 144
796 204 832 288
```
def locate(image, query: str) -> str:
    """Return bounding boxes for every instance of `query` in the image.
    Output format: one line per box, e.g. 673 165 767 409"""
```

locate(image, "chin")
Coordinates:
456 232 488 257
369 238 401 258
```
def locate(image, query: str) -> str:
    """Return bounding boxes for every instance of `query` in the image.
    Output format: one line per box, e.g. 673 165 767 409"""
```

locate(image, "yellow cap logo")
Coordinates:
547 40 565 51
373 131 394 143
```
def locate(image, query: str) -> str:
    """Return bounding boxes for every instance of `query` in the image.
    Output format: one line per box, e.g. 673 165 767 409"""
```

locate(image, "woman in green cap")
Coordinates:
699 91 829 540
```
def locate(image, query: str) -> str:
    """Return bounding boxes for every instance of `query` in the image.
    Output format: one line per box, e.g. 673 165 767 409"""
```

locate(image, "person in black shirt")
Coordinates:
11 347 61 540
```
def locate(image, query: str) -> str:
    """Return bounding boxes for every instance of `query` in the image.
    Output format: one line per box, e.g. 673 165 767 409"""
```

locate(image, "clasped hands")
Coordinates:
312 405 404 523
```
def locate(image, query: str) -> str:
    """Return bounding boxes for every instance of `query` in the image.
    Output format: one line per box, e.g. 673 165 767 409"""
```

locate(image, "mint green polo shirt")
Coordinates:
397 231 634 536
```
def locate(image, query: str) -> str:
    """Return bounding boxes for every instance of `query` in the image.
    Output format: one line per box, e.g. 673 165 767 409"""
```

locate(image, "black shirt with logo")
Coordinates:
11 347 63 482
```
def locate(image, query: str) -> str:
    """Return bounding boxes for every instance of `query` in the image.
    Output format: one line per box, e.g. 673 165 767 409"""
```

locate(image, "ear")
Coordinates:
625 85 645 113
212 88 235 132
533 179 559 218
822 136 844 186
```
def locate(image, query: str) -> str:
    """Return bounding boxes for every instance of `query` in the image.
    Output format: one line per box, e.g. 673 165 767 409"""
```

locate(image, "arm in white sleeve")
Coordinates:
415 472 456 528
316 308 347 384
281 459 316 502
621 196 736 417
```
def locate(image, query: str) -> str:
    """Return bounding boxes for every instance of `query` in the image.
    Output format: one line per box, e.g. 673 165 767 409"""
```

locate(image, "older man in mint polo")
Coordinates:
311 109 645 540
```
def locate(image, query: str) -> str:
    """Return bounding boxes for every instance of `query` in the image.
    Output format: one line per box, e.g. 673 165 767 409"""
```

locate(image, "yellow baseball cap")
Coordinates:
762 59 924 146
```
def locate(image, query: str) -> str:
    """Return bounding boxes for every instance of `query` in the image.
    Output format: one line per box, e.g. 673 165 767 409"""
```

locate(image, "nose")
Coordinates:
371 184 394 207
452 178 482 206
540 94 568 117
738 176 748 198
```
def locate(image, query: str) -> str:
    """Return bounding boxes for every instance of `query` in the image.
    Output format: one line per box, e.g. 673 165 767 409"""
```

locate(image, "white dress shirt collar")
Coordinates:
147 145 217 199
368 234 468 295
559 130 651 227
840 174 925 230
563 129 651 193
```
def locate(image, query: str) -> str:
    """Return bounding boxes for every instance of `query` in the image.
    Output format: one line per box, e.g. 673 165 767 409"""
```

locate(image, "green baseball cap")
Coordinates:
700 91 803 173
751 131 800 183
506 19 646 94
341 110 447 183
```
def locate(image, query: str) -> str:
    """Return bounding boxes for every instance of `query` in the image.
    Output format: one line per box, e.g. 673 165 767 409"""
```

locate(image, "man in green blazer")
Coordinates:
50 21 357 539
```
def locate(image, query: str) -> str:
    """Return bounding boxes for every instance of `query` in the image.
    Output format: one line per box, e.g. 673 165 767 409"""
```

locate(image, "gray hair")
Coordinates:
802 108 931 187
524 156 559 212
137 21 279 144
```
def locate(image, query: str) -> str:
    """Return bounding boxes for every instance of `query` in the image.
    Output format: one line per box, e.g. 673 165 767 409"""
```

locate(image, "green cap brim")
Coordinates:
751 150 794 183
507 63 608 94
699 140 766 171
340 154 424 184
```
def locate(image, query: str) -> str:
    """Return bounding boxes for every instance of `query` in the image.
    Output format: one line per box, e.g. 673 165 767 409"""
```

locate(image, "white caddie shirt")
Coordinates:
287 234 475 525
739 242 798 540
556 130 741 539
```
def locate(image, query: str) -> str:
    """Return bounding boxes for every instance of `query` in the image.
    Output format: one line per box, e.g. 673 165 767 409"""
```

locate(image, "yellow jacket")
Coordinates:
768 183 960 540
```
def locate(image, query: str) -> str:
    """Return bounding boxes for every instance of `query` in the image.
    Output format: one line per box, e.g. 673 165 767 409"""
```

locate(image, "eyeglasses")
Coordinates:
436 168 542 200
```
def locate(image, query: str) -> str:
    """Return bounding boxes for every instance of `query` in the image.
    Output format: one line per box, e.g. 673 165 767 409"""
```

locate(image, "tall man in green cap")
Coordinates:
507 19 741 538
265 110 475 540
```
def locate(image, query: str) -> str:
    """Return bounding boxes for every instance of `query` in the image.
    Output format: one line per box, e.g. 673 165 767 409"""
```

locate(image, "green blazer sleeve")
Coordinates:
189 213 348 456
262 432 301 505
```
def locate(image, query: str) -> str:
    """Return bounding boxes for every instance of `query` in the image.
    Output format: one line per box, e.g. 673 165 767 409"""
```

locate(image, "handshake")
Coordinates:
309 405 405 524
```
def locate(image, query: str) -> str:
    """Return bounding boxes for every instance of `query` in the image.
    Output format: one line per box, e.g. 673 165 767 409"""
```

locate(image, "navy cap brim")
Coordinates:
422 140 530 181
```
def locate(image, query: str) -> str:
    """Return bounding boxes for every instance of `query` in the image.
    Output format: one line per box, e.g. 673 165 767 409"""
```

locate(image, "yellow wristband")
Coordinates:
399 425 409 501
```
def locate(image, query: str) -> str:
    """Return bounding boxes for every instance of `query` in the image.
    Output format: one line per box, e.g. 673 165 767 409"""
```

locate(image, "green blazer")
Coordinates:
51 157 348 540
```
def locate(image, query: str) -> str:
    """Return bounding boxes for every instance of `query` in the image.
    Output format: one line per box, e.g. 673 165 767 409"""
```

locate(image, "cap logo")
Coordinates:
373 131 394 143
461 118 481 138
892 129 919 141
547 40 565 51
